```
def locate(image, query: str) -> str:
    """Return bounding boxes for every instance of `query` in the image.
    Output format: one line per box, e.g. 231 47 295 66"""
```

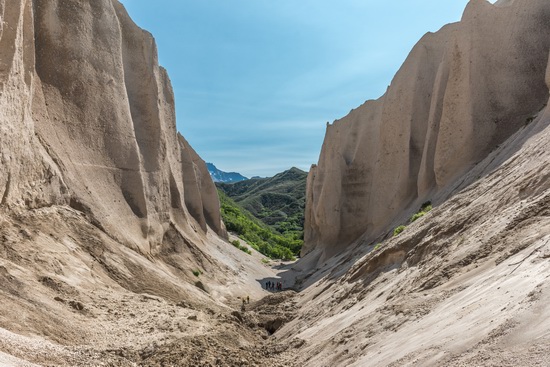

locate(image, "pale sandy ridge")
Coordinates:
1 0 226 256
278 99 550 365
0 0 290 365
292 1 550 364
304 0 550 262
3 0 550 366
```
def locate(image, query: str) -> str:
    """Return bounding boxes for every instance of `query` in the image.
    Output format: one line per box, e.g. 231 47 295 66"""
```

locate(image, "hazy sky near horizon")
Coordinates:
119 0 471 178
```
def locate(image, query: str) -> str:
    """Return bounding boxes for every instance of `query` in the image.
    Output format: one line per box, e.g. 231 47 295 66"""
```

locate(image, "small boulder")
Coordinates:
69 300 85 311
194 281 209 293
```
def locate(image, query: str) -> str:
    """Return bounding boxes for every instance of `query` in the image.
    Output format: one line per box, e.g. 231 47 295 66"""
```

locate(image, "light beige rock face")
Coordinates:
304 0 550 260
0 2 282 365
1 0 226 253
0 0 66 210
179 133 226 236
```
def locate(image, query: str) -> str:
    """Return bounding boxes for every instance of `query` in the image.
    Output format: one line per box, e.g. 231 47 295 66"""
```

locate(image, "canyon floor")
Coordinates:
0 206 300 367
1 225 549 367
0 280 301 367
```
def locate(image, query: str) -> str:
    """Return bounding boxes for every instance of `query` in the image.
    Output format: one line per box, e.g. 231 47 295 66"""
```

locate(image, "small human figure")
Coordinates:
247 295 250 304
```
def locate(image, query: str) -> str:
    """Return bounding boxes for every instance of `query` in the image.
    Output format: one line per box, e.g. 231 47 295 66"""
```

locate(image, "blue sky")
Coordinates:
119 0 471 178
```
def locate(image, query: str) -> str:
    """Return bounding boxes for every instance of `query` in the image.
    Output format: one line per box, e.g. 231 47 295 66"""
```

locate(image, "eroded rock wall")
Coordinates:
304 0 550 260
0 0 226 254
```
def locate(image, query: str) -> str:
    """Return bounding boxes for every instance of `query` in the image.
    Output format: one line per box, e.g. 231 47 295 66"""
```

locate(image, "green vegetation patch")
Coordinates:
393 225 406 236
410 202 432 223
192 269 202 277
231 239 252 255
218 191 301 260
217 167 307 240
394 201 433 237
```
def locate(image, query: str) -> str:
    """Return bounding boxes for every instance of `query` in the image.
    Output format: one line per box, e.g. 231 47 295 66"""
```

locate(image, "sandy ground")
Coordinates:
274 112 550 366
0 205 300 366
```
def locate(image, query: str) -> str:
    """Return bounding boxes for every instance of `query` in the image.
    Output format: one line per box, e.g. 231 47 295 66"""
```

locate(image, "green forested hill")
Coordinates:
218 191 301 260
217 167 307 238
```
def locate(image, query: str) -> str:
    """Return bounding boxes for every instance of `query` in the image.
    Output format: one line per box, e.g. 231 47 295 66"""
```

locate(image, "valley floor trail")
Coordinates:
2 211 550 367
0 290 302 367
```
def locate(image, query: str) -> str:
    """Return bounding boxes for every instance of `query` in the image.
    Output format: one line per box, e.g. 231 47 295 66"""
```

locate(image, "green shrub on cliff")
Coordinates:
410 202 432 223
393 225 406 236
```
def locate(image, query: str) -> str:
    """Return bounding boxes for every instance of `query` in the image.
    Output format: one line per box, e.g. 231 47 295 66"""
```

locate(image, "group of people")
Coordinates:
265 280 283 291
241 296 250 311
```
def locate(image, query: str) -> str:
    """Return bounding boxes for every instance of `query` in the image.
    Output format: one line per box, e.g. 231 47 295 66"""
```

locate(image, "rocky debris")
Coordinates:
69 301 85 311
31 291 298 367
176 300 194 309
141 294 163 303
231 311 244 323
52 296 85 312
195 281 209 293
263 318 285 335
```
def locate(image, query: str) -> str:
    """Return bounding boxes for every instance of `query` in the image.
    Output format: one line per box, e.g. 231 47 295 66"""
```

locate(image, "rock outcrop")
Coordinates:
303 0 550 260
0 0 226 255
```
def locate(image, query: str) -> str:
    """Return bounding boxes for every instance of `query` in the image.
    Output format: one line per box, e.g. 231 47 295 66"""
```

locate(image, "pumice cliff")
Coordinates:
1 0 225 253
4 1 550 365
303 0 550 261
0 2 280 362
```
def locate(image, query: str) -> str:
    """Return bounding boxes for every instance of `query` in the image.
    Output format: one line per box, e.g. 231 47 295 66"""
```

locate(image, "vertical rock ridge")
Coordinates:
304 0 550 261
1 0 225 255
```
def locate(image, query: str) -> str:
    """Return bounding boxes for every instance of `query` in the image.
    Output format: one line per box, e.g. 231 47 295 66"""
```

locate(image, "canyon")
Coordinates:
1 0 550 366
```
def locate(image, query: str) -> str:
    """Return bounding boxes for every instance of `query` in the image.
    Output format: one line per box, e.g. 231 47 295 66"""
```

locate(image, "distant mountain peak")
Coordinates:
207 163 248 183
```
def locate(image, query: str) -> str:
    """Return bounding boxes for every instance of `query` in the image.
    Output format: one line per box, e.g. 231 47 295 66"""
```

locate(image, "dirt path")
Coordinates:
0 207 305 367
0 227 303 367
